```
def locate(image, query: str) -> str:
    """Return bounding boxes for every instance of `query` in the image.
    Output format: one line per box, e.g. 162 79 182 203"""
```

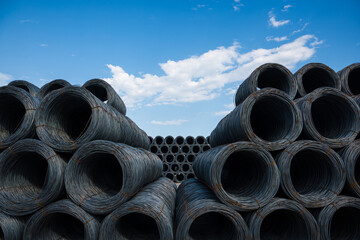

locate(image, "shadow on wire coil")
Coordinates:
37 79 71 99
340 140 360 197
316 196 360 240
83 78 126 115
35 86 150 153
210 88 303 151
235 63 297 105
0 139 66 216
24 199 100 240
8 80 40 97
0 86 38 150
296 87 360 148
248 198 319 240
338 63 360 96
276 140 345 208
193 141 280 211
65 140 162 215
0 212 25 240
175 179 250 240
100 177 176 240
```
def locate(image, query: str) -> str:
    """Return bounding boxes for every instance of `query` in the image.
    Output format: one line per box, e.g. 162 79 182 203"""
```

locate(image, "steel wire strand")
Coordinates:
338 63 360 96
37 79 71 99
8 80 40 98
0 212 25 240
340 140 360 197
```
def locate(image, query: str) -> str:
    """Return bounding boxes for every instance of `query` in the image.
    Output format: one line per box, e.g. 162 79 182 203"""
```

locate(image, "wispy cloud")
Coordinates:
192 4 207 10
292 23 309 35
233 0 244 11
40 43 48 47
151 119 188 126
281 5 293 12
268 11 290 27
20 19 35 24
215 103 235 116
266 36 288 42
0 72 13 85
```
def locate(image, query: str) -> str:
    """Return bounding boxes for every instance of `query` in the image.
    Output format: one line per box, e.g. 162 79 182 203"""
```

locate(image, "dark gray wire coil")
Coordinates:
165 135 174 145
193 141 280 211
317 196 360 240
83 78 126 115
0 212 25 240
195 136 206 144
8 80 40 97
65 140 163 215
296 87 360 148
175 136 185 145
294 63 340 97
338 63 360 96
35 86 150 153
0 86 38 150
175 179 250 240
185 136 195 145
276 140 345 208
99 177 176 240
37 79 71 99
0 139 66 216
154 136 164 145
340 140 360 197
248 198 319 240
235 63 297 105
23 199 100 240
210 88 303 151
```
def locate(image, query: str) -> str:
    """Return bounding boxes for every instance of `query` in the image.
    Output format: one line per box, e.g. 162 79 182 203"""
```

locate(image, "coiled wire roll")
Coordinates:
0 86 38 150
99 177 176 240
317 196 360 240
175 179 250 240
37 79 71 99
340 140 360 197
294 63 340 97
83 78 126 115
193 141 280 211
248 198 319 240
23 199 100 240
210 88 303 151
0 139 66 216
235 63 297 105
0 212 25 240
276 140 345 208
35 86 150 152
65 140 162 215
8 80 39 97
296 87 360 148
338 63 360 96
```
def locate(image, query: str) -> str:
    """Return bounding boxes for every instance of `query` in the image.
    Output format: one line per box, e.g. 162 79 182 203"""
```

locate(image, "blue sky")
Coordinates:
0 0 359 137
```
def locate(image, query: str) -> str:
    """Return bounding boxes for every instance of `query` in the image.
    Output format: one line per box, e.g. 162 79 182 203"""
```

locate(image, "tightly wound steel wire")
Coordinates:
99 177 176 240
0 212 25 240
83 78 126 115
294 63 340 97
248 198 319 240
8 80 40 97
296 87 360 148
175 179 250 240
23 199 100 240
235 63 296 105
276 140 345 208
210 88 303 151
0 139 67 216
338 63 360 96
65 140 163 215
193 141 280 211
0 86 38 150
340 140 360 197
35 86 150 152
37 79 71 99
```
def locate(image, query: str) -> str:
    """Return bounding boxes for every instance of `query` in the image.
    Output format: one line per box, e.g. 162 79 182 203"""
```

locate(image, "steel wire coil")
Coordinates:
248 198 319 240
0 212 25 240
170 144 180 154
193 141 280 211
175 179 250 240
340 140 360 197
185 136 195 145
23 199 100 240
99 177 176 240
154 136 164 145
175 136 185 145
353 95 360 108
8 80 39 97
195 136 206 144
165 135 174 145
65 140 162 215
338 63 360 96
235 63 296 105
294 63 340 97
317 195 360 240
276 140 345 208
296 87 359 148
210 88 303 151
0 139 66 216
35 86 150 152
37 79 71 99
83 78 126 115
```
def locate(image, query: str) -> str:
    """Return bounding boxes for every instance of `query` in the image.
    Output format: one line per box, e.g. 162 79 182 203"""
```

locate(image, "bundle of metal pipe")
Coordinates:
338 63 360 96
0 213 25 240
36 79 71 99
340 140 360 197
8 80 40 97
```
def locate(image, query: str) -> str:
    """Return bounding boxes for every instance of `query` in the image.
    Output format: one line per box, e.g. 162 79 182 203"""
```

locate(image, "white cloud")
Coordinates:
104 34 321 107
215 103 235 116
282 5 293 12
268 11 290 27
0 72 13 85
20 19 35 23
151 119 188 126
266 36 288 42
40 44 48 47
192 4 206 10
233 0 244 11
292 23 309 35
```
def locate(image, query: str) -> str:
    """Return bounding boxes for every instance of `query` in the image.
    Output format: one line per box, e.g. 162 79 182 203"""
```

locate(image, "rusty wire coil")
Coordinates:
340 140 360 197
37 79 71 99
338 63 360 96
193 141 280 211
99 177 176 240
8 80 40 98
175 179 250 240
210 88 303 151
0 212 25 240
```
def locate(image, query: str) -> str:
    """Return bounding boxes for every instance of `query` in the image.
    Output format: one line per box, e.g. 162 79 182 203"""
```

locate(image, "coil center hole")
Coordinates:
257 68 290 93
85 85 108 102
0 94 25 139
331 207 360 239
116 213 160 240
39 213 84 239
347 68 360 95
303 68 335 94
